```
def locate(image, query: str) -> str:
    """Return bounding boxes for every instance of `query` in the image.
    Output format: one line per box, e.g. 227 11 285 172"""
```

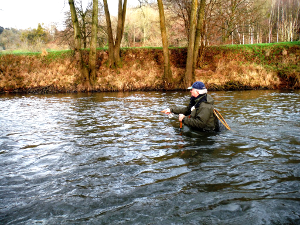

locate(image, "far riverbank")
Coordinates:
0 42 299 94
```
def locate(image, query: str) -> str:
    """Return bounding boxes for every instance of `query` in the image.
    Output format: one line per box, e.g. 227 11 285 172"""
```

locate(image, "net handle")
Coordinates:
213 109 231 130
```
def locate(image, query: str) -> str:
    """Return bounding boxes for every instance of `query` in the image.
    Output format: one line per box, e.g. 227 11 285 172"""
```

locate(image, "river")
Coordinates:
0 90 299 224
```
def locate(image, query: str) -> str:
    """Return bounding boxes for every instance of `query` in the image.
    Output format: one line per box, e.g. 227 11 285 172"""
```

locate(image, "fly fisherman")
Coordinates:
162 81 219 132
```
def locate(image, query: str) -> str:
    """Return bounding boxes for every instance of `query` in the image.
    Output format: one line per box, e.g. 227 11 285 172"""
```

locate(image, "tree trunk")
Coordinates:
68 0 90 83
89 0 98 83
103 0 115 67
81 13 87 49
103 0 127 68
157 0 172 89
268 0 275 43
184 0 198 87
114 0 127 66
193 0 206 72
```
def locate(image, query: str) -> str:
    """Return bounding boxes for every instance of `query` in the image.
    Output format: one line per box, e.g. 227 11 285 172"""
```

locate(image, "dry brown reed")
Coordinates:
41 49 48 57
0 54 79 93
1 44 299 93
198 60 281 90
95 59 164 91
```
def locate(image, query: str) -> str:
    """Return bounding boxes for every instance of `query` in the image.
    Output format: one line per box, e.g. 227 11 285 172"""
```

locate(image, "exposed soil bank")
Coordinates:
0 42 299 94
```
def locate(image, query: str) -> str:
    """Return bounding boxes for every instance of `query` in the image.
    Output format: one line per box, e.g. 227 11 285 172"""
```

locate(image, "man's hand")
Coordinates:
179 114 185 122
161 108 171 115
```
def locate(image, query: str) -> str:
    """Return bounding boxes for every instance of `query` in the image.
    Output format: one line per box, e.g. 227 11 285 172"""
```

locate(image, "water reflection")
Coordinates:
0 90 299 224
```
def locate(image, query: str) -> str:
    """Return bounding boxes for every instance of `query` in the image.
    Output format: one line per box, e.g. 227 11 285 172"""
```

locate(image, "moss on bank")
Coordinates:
0 42 299 94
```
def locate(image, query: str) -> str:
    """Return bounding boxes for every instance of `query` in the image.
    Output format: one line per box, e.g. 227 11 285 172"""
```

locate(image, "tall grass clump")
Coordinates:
201 42 300 90
199 60 281 90
93 49 165 91
0 53 80 93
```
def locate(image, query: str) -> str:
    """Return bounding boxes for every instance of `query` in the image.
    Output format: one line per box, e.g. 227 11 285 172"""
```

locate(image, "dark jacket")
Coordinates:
170 94 218 131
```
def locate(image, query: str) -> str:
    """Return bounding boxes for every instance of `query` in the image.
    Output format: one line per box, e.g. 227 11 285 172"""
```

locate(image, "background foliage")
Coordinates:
0 0 299 53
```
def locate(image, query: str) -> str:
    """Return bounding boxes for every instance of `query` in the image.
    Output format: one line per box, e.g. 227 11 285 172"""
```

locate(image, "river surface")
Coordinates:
0 90 299 224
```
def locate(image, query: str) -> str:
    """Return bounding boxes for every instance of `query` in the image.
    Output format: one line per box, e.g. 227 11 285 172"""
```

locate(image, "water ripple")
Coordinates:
0 90 300 224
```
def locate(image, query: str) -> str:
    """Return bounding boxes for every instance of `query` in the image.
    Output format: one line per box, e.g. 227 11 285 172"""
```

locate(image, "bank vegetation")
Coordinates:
0 42 299 94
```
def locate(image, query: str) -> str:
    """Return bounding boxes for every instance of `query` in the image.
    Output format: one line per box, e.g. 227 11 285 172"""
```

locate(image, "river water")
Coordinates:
0 90 299 224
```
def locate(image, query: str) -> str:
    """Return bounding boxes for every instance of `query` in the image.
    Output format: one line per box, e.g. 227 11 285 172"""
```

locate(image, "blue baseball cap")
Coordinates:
187 81 206 90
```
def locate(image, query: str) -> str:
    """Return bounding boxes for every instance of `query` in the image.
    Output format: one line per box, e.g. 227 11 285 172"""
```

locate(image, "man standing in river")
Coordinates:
162 81 219 132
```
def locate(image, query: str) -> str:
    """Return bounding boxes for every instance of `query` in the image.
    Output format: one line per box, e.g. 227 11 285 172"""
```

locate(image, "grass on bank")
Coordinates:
1 41 299 54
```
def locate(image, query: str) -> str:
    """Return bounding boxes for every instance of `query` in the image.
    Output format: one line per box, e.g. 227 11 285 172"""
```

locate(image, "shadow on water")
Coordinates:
0 90 299 224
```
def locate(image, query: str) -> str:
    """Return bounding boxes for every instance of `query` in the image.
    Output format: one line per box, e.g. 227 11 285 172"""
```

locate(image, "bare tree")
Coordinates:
60 1 105 49
164 0 191 39
157 0 172 88
89 0 98 82
77 1 93 48
193 0 206 70
68 0 101 87
103 0 127 68
68 0 90 83
275 0 300 42
184 0 197 87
